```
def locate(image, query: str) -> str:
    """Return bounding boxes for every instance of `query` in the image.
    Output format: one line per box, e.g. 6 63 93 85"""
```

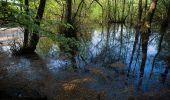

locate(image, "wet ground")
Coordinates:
0 25 170 100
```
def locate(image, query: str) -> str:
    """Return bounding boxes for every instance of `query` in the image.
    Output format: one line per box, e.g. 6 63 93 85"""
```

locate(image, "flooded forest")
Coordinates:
0 0 170 100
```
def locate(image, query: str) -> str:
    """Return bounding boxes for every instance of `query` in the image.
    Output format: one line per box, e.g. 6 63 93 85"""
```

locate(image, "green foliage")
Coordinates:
90 4 103 22
0 1 19 24
37 37 54 55
56 35 80 51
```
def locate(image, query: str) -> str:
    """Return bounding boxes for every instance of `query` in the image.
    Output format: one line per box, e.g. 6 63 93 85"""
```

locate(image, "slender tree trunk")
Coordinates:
65 0 72 24
23 0 29 48
127 0 142 76
138 0 143 22
65 0 76 38
107 0 111 22
140 0 158 77
122 0 125 21
114 0 117 21
29 0 46 52
73 0 84 20
144 0 148 14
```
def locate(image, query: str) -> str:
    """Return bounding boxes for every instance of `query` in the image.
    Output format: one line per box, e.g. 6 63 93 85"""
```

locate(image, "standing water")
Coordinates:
0 24 170 100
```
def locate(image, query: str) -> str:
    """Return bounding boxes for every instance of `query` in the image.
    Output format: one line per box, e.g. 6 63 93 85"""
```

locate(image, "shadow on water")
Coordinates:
0 24 170 99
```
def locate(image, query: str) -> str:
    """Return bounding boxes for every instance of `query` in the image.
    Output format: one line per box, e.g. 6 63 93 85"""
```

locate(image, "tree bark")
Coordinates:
65 0 72 24
23 0 29 48
144 0 148 14
127 0 142 76
140 0 158 77
114 0 117 21
122 0 125 20
29 0 46 52
138 0 143 22
65 0 76 38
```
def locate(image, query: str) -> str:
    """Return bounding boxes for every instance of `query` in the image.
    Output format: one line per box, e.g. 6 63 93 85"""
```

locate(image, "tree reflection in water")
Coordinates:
0 23 170 99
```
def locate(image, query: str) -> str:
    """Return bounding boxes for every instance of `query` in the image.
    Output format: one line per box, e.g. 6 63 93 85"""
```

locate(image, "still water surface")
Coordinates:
0 24 169 99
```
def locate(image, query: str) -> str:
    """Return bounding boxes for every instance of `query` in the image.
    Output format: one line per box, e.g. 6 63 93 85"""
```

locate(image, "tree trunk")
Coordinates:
65 0 76 38
65 0 72 24
140 0 158 77
144 0 148 14
29 0 46 52
114 0 117 21
138 0 143 22
127 0 142 76
23 0 29 48
107 0 111 22
122 0 125 21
